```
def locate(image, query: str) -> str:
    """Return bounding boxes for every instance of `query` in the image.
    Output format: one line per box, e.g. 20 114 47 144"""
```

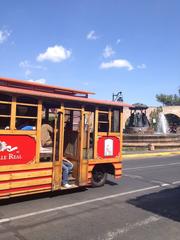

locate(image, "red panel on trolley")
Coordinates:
0 135 36 165
97 136 120 158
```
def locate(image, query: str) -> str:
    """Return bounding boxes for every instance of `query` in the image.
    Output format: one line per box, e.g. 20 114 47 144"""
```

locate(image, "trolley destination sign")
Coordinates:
0 135 36 165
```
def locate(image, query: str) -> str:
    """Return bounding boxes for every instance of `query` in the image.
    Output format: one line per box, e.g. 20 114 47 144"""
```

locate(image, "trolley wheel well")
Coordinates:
92 163 115 175
91 163 115 187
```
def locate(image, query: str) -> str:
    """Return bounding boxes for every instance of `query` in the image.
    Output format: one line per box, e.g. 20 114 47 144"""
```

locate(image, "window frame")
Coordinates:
97 109 121 135
0 94 38 132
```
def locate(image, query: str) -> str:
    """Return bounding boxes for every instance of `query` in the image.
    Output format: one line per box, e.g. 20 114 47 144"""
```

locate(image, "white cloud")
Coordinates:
19 60 46 76
116 39 121 44
19 60 28 69
25 69 31 77
86 30 99 40
83 82 89 86
100 59 134 71
0 29 11 44
37 45 71 62
103 45 115 58
19 60 45 70
137 63 147 69
28 78 46 84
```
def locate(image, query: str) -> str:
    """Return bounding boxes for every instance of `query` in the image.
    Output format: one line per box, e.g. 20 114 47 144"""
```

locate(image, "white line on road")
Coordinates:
101 215 161 240
172 180 180 185
123 174 143 179
124 162 180 171
160 183 170 187
0 185 160 224
149 180 170 187
124 174 171 187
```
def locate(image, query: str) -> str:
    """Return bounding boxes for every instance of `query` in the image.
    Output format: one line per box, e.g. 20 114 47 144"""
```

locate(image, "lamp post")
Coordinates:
112 91 123 102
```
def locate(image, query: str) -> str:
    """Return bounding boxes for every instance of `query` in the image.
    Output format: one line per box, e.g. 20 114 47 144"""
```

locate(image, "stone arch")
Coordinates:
162 106 180 118
123 105 180 130
164 113 180 126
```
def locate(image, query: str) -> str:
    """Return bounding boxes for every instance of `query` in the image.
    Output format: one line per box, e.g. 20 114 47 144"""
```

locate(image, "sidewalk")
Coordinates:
123 149 180 159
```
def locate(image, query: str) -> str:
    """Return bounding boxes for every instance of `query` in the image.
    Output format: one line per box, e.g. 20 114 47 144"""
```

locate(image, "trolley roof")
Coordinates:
0 76 131 108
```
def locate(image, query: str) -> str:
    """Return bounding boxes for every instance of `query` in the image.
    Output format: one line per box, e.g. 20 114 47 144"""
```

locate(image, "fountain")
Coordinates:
123 104 180 150
125 103 154 134
156 112 169 134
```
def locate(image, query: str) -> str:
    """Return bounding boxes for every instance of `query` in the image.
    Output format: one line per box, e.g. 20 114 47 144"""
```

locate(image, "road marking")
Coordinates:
150 180 170 187
123 151 180 159
124 174 143 179
0 185 160 224
102 216 161 240
124 162 180 171
172 180 180 185
160 183 170 187
124 174 171 187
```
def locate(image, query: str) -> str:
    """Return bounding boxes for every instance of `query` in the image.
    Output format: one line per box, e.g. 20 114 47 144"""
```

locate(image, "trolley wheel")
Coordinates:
92 166 107 187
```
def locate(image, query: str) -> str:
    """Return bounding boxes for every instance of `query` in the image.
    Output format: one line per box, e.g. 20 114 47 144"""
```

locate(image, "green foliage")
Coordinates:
156 93 180 106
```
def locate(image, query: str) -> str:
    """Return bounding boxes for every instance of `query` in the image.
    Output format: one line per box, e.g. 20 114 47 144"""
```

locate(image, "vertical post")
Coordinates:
94 108 98 159
87 112 91 154
119 110 123 161
52 112 58 163
79 107 85 184
59 105 64 165
36 100 42 163
10 96 16 131
108 108 112 134
57 105 64 187
52 105 63 190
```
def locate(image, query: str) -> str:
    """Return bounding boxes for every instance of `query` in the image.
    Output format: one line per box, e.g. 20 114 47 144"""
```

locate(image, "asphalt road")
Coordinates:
1 155 180 240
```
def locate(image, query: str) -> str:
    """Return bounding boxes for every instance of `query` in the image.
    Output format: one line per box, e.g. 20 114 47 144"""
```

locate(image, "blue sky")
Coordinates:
0 0 180 106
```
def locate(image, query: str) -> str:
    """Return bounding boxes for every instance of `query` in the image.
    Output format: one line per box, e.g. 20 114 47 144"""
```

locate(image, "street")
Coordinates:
0 155 180 240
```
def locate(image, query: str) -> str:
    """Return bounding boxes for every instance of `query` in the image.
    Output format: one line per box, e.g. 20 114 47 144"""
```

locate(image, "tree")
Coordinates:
156 90 180 106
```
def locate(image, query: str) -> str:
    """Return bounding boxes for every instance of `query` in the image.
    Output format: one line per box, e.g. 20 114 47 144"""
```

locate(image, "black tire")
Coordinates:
92 166 107 187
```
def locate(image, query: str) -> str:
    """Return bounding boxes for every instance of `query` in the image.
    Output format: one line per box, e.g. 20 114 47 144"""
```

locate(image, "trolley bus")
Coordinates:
0 76 130 199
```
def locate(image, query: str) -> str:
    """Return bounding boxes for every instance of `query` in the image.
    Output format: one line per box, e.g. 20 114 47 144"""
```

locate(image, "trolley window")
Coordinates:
98 112 109 132
15 99 38 130
111 110 120 132
0 94 12 130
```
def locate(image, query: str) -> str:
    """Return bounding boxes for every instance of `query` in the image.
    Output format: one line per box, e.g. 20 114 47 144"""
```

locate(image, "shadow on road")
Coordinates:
127 186 180 222
105 180 118 186
0 187 87 206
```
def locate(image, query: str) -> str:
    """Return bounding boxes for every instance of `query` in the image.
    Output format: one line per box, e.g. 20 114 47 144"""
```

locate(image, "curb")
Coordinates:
123 151 180 159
